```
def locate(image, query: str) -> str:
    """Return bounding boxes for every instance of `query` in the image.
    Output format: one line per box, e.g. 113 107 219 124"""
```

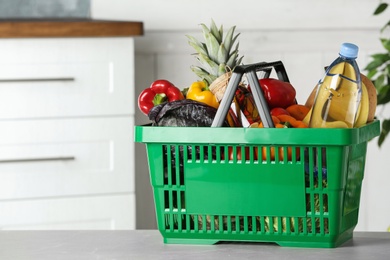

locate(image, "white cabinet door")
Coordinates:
0 37 136 230
0 37 135 119
0 117 134 199
0 194 135 230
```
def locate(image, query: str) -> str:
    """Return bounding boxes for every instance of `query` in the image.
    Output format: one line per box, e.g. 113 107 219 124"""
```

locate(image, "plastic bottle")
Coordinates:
309 43 362 128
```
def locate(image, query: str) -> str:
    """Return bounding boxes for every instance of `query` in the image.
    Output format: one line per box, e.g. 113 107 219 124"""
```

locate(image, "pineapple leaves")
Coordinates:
218 63 227 76
227 42 243 69
186 35 208 56
197 53 220 76
205 32 220 62
200 23 219 62
209 19 222 43
236 56 244 67
218 24 223 42
217 43 228 66
191 66 216 84
223 26 236 52
188 20 243 84
232 34 240 49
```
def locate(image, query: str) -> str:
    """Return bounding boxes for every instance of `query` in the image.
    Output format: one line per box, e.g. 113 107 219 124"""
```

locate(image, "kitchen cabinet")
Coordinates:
0 20 143 230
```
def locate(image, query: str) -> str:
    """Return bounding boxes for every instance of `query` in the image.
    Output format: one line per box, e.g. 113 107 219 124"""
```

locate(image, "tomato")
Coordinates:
226 145 300 161
227 146 257 161
270 107 290 117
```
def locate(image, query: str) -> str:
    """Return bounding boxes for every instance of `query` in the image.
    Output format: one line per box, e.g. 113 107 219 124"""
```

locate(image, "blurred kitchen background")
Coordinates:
0 0 389 232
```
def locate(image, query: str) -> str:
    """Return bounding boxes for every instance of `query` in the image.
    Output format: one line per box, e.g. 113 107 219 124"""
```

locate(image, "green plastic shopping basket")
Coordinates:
135 121 379 248
135 61 380 248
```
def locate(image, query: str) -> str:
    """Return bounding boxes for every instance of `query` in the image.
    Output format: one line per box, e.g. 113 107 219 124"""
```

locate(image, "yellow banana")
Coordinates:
309 110 349 128
354 82 369 128
305 100 349 128
343 61 357 80
302 108 312 125
309 61 360 128
327 62 359 124
307 80 368 128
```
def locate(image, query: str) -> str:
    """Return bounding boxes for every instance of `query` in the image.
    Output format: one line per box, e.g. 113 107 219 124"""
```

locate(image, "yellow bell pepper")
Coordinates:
186 81 219 109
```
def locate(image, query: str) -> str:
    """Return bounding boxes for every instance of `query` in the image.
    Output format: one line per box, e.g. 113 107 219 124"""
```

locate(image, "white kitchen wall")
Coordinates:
92 0 390 231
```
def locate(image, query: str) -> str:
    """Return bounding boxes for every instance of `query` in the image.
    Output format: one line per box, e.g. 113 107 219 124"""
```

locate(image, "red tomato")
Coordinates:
270 107 290 117
228 146 257 161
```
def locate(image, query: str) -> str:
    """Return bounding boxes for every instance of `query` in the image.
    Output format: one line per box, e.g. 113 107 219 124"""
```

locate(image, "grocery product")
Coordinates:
138 79 184 115
186 20 243 90
309 43 362 128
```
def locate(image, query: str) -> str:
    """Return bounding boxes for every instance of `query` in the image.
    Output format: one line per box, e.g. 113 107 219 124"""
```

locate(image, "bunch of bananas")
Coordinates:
304 62 377 128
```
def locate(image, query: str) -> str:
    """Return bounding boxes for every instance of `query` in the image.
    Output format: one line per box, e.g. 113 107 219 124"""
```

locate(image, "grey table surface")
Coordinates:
0 230 389 260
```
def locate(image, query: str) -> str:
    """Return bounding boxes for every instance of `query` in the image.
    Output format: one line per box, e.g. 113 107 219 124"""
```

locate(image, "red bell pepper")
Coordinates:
138 79 184 115
257 78 296 109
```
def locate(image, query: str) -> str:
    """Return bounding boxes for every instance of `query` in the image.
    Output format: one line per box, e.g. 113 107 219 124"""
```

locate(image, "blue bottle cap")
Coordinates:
339 43 359 59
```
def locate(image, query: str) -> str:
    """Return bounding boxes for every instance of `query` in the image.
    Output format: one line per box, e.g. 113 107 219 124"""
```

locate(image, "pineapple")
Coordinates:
186 20 243 88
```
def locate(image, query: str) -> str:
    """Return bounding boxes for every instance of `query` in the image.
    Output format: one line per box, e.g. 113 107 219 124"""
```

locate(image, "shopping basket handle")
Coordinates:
234 61 290 83
211 61 290 128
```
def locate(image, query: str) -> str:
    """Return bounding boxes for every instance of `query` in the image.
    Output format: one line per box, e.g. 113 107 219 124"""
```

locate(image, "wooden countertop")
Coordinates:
0 19 143 38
